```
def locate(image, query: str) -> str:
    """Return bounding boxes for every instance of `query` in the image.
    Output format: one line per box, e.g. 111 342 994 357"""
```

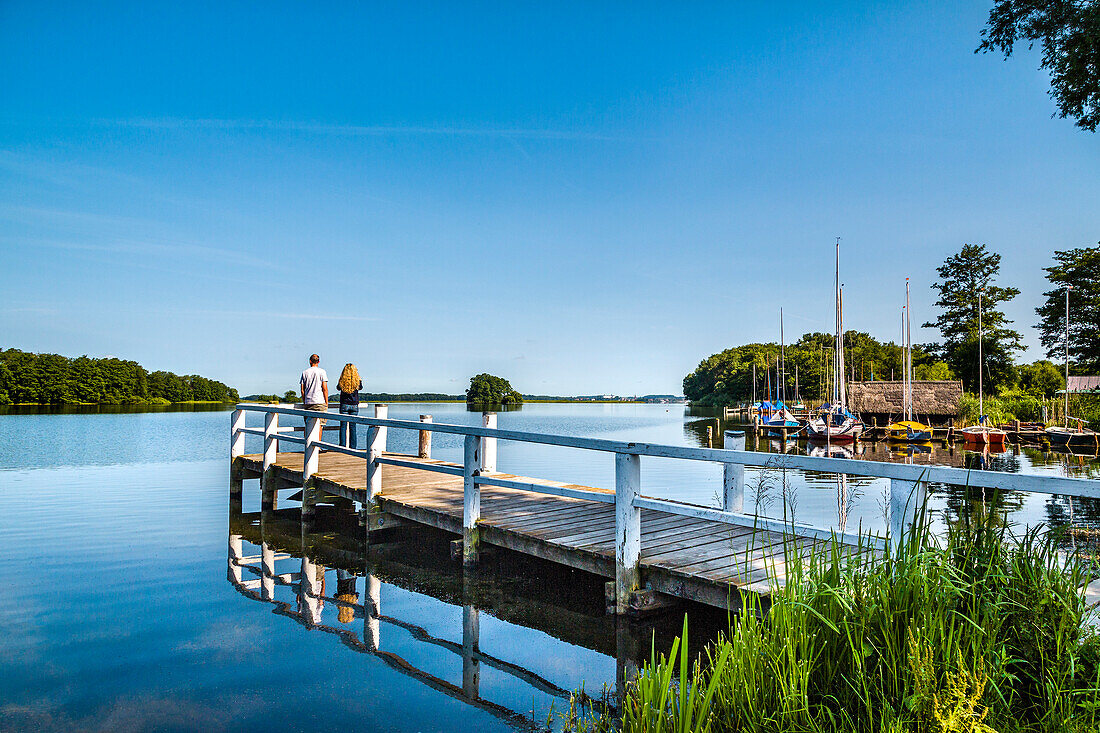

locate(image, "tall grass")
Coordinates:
574 510 1100 733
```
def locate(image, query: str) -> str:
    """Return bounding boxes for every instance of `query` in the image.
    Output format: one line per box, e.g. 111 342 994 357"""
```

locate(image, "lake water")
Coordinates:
1 403 1097 731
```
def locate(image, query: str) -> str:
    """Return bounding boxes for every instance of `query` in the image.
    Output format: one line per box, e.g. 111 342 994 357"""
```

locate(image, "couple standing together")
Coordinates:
299 354 364 449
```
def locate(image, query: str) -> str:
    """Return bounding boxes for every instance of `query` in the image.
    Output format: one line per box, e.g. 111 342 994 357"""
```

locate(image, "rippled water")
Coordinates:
1 403 1097 731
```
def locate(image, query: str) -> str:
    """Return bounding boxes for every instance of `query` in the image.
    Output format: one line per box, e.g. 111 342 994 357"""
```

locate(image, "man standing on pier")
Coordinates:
300 354 329 413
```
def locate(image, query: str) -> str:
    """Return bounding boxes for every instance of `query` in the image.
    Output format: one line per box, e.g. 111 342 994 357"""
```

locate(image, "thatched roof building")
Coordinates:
847 380 963 425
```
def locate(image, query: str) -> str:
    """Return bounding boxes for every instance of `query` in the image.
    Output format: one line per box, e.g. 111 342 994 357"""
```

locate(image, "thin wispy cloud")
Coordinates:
100 117 626 141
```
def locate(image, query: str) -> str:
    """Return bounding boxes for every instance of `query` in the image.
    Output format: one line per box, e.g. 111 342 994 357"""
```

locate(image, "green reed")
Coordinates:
572 502 1100 733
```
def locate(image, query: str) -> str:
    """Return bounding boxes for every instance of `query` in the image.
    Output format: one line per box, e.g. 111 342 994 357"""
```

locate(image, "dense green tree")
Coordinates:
466 373 523 405
978 0 1100 131
924 244 1023 394
1035 244 1100 374
1017 359 1065 397
0 348 237 404
283 390 298 402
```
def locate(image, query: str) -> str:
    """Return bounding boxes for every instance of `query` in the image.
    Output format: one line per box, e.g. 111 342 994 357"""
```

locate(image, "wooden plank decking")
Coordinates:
238 450 863 608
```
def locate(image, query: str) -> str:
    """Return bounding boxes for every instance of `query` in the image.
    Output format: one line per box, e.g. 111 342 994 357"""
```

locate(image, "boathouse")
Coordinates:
847 380 963 426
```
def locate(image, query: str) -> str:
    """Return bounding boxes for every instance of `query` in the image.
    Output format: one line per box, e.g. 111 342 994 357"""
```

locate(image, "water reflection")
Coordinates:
227 500 727 728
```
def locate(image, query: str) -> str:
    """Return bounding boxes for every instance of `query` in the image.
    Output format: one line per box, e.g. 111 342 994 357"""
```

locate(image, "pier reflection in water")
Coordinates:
227 496 727 728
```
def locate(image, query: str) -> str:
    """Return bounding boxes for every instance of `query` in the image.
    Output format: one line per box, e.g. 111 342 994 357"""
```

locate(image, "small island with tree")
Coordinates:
465 373 524 406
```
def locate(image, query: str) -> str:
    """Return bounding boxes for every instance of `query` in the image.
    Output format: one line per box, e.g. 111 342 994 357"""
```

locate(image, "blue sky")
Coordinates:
1 2 1097 396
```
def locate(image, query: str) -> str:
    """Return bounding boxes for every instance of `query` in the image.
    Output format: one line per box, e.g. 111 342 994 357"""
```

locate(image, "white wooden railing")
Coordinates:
231 403 1100 612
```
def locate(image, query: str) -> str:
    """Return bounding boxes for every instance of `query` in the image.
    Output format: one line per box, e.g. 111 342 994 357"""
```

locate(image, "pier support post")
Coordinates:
614 452 642 615
418 415 432 459
363 574 381 652
300 553 321 625
302 414 322 522
480 412 497 473
228 533 243 584
261 541 275 601
889 478 927 550
366 404 388 504
230 409 246 504
463 434 481 567
262 412 279 513
462 603 481 699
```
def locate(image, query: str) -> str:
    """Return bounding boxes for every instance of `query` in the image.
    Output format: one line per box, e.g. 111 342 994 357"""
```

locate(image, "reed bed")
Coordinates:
569 507 1100 733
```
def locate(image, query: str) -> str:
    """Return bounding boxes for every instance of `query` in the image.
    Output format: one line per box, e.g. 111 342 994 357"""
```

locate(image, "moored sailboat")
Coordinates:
886 279 932 442
961 288 1007 446
1045 284 1098 446
808 238 864 442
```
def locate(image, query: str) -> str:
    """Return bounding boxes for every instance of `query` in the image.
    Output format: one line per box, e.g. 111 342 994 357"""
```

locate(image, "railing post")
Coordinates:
419 414 432 459
262 411 279 512
302 414 322 521
230 409 246 503
723 462 745 513
889 478 926 549
722 430 746 514
231 408 246 458
463 434 481 566
480 412 497 473
367 404 388 503
614 452 641 614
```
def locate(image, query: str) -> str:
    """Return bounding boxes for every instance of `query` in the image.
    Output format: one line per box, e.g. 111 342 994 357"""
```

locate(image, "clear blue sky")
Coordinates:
1 2 1096 396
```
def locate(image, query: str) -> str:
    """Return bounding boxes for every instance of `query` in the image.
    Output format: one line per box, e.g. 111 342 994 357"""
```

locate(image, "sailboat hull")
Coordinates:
806 417 863 442
961 427 1006 445
886 420 932 442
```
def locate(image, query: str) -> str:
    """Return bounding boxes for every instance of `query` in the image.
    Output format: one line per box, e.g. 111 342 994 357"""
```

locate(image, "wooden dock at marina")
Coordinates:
230 404 1100 616
236 449 841 609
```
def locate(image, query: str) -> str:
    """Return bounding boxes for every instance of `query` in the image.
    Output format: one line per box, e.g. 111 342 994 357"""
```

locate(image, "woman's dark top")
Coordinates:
339 380 363 409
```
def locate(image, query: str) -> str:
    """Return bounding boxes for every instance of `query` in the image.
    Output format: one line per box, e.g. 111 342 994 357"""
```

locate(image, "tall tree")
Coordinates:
1035 244 1100 373
466 373 523 405
924 243 1023 394
978 0 1100 131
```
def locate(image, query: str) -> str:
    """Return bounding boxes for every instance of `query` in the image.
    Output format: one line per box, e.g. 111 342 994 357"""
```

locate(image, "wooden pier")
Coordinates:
230 404 1100 614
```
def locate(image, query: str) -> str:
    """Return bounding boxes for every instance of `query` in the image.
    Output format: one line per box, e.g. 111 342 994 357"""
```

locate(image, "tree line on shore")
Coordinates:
684 242 1100 414
0 348 238 405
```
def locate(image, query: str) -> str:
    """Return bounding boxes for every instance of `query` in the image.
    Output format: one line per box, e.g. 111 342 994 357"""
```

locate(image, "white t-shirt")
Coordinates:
300 366 329 405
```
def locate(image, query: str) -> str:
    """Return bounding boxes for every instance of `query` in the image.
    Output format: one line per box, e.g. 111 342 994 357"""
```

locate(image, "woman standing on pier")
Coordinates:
337 363 363 449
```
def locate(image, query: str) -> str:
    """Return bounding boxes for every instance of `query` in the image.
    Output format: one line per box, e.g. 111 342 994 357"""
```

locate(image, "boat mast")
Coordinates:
833 237 841 406
839 286 847 410
1065 284 1072 426
906 278 913 422
780 308 786 405
978 288 983 424
752 361 756 409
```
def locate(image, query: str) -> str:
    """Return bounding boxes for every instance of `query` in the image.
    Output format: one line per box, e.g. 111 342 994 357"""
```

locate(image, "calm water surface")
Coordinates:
1 403 1097 731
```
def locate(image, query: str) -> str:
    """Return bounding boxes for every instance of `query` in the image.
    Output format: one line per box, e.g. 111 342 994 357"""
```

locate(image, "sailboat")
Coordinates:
808 238 864 442
886 279 933 442
762 308 800 436
962 288 1007 445
1046 285 1098 446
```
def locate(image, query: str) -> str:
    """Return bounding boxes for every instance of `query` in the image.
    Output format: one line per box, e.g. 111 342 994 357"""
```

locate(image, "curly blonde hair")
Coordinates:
337 363 361 394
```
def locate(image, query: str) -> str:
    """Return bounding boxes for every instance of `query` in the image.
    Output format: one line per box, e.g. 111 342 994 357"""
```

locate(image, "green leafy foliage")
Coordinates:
0 347 238 404
465 373 523 405
924 244 1023 394
978 1 1100 131
683 332 935 406
1035 244 1100 374
577 511 1100 732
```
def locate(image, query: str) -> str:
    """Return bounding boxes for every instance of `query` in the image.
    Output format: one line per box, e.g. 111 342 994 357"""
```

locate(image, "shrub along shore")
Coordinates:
569 510 1100 733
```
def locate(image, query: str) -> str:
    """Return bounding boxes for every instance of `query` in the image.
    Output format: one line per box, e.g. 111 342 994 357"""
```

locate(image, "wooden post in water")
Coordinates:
481 412 497 473
366 404 388 503
301 414 323 522
706 425 713 447
889 478 926 549
462 603 480 699
463 434 481 566
363 574 381 651
262 411 279 512
614 452 642 615
418 415 432 459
